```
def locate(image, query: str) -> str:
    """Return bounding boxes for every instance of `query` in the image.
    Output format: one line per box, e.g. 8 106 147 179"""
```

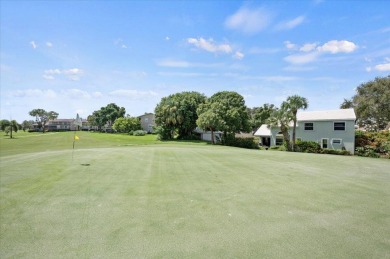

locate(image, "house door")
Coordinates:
321 138 328 149
262 137 271 147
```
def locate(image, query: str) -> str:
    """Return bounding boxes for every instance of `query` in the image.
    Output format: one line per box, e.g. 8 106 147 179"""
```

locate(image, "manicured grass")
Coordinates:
0 131 161 157
1 132 389 258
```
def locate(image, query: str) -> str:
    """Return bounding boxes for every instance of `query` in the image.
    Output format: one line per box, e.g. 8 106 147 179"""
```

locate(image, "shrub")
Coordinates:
133 130 147 136
321 149 351 156
154 125 174 140
295 140 321 153
177 133 201 140
223 135 259 149
355 130 390 158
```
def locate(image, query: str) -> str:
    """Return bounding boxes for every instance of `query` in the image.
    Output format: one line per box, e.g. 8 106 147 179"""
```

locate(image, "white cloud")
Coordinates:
114 38 128 49
300 43 318 52
165 36 170 41
109 89 158 99
317 40 358 54
276 16 305 30
30 41 37 49
225 6 273 34
284 52 319 64
46 42 53 47
187 37 232 53
9 89 57 98
284 41 297 50
284 40 358 65
157 59 191 68
374 62 390 71
156 59 222 68
61 89 90 99
233 51 245 60
43 68 83 80
92 92 103 98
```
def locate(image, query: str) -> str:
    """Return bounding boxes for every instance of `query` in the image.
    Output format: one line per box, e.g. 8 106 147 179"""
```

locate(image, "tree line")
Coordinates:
2 76 388 140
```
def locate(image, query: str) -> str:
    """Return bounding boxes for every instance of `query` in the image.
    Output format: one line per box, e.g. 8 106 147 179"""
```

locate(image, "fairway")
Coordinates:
1 133 389 258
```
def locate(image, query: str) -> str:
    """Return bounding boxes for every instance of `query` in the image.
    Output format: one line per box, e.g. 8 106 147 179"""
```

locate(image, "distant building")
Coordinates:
33 118 89 131
138 113 155 133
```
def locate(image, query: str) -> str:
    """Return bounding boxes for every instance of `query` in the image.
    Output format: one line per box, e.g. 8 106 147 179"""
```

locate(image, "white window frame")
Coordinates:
304 122 314 131
275 137 284 146
334 121 346 131
321 138 329 149
332 138 342 144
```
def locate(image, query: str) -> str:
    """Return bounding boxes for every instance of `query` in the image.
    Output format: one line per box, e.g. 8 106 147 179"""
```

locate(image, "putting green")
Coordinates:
1 139 389 258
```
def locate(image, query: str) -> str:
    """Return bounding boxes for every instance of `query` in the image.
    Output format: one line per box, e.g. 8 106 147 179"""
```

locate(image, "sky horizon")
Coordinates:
1 0 389 122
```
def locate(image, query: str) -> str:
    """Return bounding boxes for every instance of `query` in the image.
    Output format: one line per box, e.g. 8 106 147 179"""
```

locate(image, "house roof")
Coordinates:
254 124 271 136
297 108 356 121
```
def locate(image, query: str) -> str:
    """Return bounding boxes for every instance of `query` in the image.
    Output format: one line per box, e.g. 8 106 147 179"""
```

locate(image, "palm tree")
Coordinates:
283 95 308 151
8 120 19 139
267 107 292 150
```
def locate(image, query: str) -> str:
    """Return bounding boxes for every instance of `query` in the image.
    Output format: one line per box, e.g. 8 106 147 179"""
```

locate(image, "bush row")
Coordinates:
223 136 259 149
295 140 351 156
129 130 147 136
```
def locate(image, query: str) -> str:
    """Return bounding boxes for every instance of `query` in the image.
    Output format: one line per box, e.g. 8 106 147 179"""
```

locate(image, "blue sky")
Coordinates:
1 0 389 122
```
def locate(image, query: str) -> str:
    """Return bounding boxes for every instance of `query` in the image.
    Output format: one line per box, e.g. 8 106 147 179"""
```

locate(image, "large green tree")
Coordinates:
346 76 390 131
112 116 142 133
197 91 250 142
282 95 308 151
21 120 34 131
248 103 276 132
155 91 206 139
1 120 10 131
91 103 126 130
196 102 225 144
29 109 59 133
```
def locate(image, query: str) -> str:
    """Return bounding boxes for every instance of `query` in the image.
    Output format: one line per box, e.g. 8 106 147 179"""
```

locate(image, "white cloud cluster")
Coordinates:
317 40 357 54
284 40 358 64
43 68 84 80
225 6 273 34
109 89 158 99
276 16 305 30
187 38 232 53
157 59 222 68
10 89 57 98
187 37 244 59
366 61 390 72
233 51 245 60
375 62 390 71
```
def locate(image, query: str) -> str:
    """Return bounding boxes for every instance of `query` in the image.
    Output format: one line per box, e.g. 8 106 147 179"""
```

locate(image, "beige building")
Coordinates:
138 113 155 133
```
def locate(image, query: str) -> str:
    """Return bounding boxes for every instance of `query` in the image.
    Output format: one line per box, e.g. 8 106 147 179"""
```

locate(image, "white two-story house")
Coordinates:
254 109 356 153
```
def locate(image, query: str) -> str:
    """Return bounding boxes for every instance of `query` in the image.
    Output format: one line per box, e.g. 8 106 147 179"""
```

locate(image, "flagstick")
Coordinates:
72 130 76 161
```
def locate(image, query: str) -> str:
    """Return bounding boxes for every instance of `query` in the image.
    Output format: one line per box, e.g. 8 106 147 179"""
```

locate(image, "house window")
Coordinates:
275 138 284 146
304 122 314 131
145 118 149 123
322 138 328 149
334 122 345 131
332 139 342 144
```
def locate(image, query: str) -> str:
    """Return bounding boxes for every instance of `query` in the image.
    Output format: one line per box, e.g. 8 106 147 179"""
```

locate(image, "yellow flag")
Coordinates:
74 135 80 140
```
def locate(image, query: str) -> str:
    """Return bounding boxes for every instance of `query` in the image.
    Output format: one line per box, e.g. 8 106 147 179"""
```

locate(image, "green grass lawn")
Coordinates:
1 132 389 258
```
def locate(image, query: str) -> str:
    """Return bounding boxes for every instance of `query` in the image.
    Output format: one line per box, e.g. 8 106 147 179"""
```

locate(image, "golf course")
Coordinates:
1 131 389 258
